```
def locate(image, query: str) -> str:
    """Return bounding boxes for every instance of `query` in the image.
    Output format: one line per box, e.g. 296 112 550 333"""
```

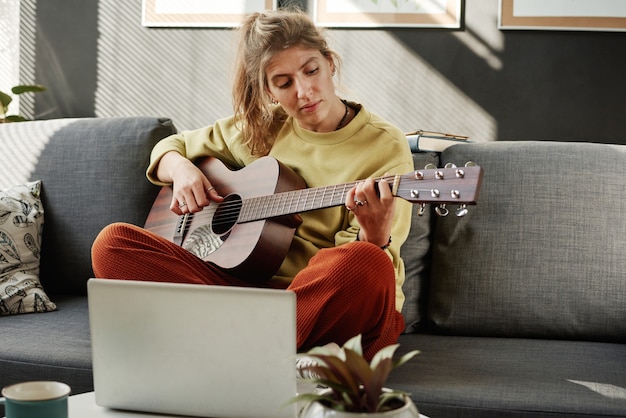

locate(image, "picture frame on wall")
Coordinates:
310 0 462 28
498 0 626 32
142 0 278 27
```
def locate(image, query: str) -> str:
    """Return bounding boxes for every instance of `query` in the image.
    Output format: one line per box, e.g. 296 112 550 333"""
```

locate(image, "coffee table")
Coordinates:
69 392 175 417
67 391 429 417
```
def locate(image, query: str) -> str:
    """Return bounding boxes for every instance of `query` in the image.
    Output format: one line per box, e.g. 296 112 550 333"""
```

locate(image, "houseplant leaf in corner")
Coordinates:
0 84 46 123
291 334 421 417
11 84 47 95
0 90 13 117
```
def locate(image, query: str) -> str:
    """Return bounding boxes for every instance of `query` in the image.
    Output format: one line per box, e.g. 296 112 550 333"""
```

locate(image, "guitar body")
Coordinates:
144 156 306 284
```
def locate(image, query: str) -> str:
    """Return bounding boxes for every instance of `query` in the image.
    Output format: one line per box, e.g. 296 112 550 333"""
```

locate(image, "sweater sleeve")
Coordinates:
145 116 252 186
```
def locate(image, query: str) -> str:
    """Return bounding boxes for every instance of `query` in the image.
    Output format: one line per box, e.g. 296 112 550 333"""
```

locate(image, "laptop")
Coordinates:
87 278 298 418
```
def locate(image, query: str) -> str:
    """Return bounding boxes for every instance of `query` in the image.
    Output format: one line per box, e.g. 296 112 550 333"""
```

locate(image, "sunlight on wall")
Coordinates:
17 0 37 119
0 119 72 188
453 0 504 71
331 30 495 142
0 0 21 113
95 0 236 130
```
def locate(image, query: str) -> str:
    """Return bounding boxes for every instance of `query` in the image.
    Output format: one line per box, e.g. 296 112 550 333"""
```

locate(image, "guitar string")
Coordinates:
182 169 475 230
182 173 472 229
187 185 354 228
189 175 399 228
181 183 461 233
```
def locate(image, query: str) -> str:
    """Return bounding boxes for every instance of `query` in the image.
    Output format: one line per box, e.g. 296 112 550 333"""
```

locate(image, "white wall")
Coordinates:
0 0 21 115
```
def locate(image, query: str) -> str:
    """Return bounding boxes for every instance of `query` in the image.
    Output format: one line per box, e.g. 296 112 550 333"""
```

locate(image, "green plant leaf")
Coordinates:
12 84 46 95
0 90 12 113
369 357 394 410
371 343 399 370
6 115 29 122
300 365 344 389
344 348 372 384
342 334 364 357
311 354 360 394
377 391 408 412
343 349 375 411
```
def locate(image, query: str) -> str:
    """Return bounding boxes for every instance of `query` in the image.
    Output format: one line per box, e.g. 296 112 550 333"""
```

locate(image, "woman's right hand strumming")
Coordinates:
156 151 223 215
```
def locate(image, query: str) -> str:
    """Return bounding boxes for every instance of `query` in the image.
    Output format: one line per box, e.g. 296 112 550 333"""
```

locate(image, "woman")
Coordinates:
91 8 414 360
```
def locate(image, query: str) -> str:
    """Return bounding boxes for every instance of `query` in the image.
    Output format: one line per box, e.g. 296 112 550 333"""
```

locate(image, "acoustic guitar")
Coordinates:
144 156 483 283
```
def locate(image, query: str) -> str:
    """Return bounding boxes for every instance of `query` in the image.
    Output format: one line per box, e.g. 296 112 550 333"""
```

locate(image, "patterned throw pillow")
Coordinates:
0 180 56 315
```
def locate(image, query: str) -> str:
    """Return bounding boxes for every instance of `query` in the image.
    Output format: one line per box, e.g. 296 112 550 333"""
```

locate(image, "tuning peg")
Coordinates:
444 162 457 169
435 204 449 217
424 163 437 170
417 203 426 217
455 204 469 217
465 161 477 167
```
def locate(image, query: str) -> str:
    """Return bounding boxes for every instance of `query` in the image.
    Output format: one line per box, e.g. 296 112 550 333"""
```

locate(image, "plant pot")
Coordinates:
299 391 420 418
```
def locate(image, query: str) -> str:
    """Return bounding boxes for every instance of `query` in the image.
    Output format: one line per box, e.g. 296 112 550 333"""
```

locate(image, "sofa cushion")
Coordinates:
391 334 626 418
0 180 56 315
400 152 439 332
0 117 177 296
0 296 93 394
428 141 626 341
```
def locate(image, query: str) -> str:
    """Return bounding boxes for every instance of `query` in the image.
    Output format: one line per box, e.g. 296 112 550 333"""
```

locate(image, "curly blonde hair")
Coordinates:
232 7 341 156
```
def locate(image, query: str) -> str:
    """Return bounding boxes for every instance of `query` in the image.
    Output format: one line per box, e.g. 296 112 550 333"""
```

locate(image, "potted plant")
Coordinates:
0 84 46 123
292 334 421 418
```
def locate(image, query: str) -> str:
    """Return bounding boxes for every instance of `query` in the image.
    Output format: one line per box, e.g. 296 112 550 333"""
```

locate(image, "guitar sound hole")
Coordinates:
212 194 242 235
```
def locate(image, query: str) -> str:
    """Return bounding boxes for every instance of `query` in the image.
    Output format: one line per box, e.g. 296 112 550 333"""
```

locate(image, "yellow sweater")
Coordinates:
147 103 414 311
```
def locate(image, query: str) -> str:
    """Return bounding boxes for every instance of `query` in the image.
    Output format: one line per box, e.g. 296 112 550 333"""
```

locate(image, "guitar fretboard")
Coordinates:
239 176 397 223
240 182 353 222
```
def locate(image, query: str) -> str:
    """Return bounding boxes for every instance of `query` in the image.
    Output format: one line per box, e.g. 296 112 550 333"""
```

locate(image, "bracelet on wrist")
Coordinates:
355 233 392 250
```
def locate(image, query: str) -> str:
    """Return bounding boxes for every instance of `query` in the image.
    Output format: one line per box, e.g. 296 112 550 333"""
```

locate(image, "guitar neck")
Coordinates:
238 176 395 223
237 162 484 223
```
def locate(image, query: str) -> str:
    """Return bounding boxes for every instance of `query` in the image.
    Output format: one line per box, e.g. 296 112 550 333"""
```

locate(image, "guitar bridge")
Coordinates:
174 213 191 246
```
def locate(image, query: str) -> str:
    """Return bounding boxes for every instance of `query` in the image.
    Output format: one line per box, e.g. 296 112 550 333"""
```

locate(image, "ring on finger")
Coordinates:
346 204 357 212
207 186 216 193
356 200 367 206
179 201 187 208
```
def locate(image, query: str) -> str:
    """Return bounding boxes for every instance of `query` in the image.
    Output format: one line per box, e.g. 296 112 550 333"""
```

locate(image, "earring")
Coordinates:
270 98 278 104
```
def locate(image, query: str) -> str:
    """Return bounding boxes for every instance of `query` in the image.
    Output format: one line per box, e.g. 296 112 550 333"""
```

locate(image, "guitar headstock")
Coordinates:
395 162 483 217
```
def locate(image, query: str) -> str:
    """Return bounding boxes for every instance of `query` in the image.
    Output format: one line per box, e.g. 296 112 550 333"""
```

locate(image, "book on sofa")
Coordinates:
406 130 469 153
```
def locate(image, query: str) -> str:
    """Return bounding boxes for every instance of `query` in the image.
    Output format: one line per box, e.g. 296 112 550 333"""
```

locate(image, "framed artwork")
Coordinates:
142 0 278 27
499 0 626 32
311 0 462 28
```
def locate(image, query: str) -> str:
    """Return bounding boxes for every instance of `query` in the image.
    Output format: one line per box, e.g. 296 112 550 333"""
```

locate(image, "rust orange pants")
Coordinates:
91 222 405 359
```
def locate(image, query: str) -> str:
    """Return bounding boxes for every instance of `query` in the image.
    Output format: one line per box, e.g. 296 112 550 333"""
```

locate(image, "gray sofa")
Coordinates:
1 117 625 418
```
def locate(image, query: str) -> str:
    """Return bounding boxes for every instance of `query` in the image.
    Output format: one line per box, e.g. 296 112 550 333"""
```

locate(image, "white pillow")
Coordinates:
0 180 56 315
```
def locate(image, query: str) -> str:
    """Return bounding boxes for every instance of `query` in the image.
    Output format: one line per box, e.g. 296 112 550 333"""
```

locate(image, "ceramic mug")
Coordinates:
0 381 70 418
